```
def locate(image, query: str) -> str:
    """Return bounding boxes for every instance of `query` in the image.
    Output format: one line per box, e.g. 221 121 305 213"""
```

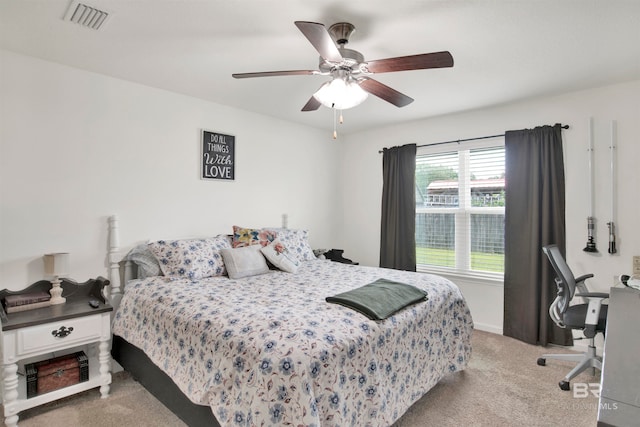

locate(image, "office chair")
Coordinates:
536 244 609 391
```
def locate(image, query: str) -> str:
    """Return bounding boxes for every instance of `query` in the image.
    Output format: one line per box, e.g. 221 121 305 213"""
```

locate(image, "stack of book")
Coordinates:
3 291 51 313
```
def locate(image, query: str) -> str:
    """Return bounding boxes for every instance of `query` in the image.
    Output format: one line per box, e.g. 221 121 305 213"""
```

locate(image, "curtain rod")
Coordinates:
378 124 569 153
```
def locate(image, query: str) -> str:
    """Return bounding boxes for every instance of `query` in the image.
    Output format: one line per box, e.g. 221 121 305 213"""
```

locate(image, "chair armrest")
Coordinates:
575 274 594 284
581 297 608 338
575 292 609 299
574 274 595 295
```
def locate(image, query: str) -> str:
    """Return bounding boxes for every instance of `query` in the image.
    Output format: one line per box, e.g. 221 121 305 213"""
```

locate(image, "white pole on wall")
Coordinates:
584 117 597 252
607 120 617 254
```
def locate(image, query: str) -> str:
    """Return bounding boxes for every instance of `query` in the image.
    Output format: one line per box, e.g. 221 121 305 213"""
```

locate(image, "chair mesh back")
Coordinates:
543 245 576 314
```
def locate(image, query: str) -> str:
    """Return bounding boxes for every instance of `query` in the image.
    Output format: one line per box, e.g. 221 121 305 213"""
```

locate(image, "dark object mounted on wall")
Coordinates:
583 216 598 252
607 221 617 254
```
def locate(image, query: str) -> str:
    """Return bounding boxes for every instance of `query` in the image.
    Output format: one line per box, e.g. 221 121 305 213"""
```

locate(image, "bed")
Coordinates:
106 216 473 427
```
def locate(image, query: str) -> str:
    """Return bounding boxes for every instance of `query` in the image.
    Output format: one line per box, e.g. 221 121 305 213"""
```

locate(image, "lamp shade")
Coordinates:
313 77 368 110
44 253 70 277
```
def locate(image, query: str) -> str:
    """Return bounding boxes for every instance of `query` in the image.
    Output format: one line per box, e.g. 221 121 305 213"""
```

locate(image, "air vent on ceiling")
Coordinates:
63 1 111 30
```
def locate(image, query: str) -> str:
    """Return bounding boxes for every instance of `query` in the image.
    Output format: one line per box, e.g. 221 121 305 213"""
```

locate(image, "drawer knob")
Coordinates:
51 326 74 338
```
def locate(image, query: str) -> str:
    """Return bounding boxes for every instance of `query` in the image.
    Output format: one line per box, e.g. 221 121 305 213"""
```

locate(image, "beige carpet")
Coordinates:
7 330 599 426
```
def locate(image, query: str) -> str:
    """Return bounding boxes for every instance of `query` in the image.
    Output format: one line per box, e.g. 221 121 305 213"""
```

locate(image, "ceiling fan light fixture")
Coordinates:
313 75 368 110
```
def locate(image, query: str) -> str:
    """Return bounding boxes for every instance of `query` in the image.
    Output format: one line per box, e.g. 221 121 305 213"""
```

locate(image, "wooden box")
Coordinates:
25 351 89 398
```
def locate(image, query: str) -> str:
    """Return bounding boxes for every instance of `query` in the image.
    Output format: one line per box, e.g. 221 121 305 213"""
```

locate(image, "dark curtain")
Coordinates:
503 124 572 346
380 144 417 271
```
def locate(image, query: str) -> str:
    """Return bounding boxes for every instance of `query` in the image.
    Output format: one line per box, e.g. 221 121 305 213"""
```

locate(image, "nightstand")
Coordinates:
0 278 112 427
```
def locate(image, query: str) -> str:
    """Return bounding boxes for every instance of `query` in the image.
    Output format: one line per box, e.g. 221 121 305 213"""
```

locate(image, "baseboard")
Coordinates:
471 323 605 360
473 322 503 335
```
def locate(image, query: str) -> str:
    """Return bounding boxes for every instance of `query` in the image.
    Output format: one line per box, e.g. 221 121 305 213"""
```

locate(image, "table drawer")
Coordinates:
16 314 105 357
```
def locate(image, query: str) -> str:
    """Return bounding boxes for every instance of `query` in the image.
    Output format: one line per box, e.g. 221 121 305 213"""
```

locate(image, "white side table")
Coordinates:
0 278 112 427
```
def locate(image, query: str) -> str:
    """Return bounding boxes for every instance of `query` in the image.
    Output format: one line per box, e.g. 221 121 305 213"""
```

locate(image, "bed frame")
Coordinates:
106 215 220 426
111 336 219 426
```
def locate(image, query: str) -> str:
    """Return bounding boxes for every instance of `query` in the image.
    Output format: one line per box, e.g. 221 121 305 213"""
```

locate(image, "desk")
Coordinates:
598 287 640 426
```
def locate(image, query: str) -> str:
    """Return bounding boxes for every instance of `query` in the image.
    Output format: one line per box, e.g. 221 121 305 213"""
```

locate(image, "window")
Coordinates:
416 144 505 275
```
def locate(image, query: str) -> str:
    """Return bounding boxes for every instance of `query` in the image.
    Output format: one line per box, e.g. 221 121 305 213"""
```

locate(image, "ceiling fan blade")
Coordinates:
294 21 343 63
301 96 321 111
232 70 319 79
365 51 454 73
358 78 414 107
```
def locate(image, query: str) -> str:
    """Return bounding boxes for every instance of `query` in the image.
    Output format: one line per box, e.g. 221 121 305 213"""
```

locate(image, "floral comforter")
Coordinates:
112 260 473 427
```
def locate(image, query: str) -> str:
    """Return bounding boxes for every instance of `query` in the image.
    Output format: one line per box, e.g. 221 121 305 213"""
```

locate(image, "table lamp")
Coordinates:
44 252 70 304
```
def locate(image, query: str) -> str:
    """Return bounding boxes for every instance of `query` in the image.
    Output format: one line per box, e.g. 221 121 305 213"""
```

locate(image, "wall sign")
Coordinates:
201 130 235 180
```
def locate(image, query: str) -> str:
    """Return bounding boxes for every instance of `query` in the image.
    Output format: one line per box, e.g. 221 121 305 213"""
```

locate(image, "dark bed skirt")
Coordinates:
111 335 220 427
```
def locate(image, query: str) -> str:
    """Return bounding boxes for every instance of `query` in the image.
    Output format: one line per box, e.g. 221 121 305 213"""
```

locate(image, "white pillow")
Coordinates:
261 239 300 273
264 228 316 261
220 245 269 279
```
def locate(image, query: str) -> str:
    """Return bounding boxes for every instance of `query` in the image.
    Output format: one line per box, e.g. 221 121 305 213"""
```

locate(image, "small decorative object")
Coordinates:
3 291 51 313
25 351 89 398
324 249 358 265
43 252 70 304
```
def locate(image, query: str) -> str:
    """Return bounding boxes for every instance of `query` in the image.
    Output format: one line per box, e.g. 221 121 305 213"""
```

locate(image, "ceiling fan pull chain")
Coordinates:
339 110 344 124
333 106 337 139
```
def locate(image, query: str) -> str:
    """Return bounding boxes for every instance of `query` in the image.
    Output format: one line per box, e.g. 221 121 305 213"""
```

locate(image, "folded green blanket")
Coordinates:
326 278 428 320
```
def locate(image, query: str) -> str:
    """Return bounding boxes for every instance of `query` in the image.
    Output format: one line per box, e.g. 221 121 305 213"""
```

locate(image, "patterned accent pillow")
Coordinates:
265 228 316 261
232 226 277 248
147 235 230 279
220 245 270 279
260 239 300 273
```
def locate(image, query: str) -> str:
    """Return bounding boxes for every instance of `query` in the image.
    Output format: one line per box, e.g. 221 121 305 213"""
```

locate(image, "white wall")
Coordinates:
341 79 640 333
2 48 638 335
0 49 343 289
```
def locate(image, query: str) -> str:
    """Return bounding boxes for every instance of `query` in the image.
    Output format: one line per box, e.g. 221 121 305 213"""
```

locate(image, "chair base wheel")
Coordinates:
559 380 570 391
537 358 546 366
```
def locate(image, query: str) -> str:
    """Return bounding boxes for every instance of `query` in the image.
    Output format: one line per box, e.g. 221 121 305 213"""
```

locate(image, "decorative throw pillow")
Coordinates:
260 239 300 273
264 228 316 261
232 225 277 248
126 244 163 278
148 235 230 279
220 245 270 279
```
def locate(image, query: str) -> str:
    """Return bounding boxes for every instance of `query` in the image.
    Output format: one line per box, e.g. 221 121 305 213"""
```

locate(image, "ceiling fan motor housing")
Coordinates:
319 23 366 74
328 22 356 46
319 47 365 73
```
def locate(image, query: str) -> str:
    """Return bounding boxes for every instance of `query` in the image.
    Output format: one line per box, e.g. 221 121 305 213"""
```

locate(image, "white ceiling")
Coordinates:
2 1 639 134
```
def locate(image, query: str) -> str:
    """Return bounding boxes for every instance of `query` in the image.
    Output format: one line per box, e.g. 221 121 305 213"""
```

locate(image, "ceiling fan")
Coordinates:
232 21 454 112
